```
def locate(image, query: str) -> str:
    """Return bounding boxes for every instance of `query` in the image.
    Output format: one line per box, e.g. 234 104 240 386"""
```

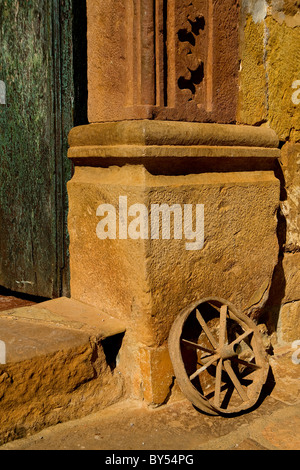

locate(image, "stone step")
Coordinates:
0 297 126 446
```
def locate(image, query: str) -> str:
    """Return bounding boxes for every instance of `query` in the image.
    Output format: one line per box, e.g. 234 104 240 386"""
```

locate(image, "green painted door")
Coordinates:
0 0 87 298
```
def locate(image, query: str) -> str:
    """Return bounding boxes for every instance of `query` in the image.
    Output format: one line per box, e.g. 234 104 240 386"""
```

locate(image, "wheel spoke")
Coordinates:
219 305 227 349
223 361 249 402
196 309 218 349
169 298 270 415
231 357 261 370
190 354 219 381
230 329 254 349
214 358 223 408
198 354 216 365
181 339 215 355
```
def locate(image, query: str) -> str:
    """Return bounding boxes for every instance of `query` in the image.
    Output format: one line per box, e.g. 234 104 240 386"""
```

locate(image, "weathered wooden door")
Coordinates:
0 0 87 298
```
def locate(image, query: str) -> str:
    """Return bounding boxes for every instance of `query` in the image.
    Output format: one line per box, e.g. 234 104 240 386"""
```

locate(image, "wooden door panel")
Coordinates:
0 0 74 298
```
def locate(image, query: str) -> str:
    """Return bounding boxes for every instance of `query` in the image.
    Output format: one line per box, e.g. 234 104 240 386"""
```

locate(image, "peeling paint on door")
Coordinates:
0 81 6 104
0 0 76 298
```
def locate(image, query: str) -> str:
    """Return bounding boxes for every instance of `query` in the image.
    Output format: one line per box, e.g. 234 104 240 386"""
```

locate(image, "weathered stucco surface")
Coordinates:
239 1 300 139
238 0 300 343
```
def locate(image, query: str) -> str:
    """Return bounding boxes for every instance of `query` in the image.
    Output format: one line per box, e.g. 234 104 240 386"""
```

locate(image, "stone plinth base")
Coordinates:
67 121 280 405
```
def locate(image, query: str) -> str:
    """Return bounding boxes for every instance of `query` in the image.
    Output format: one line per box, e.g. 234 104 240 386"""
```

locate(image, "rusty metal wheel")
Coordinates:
168 298 269 416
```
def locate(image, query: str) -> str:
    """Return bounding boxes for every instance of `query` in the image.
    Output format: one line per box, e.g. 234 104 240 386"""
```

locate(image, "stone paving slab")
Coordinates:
0 396 299 451
0 297 126 339
0 344 299 451
231 438 269 450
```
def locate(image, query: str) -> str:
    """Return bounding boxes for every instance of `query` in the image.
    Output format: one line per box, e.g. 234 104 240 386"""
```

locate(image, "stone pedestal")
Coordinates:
67 121 280 404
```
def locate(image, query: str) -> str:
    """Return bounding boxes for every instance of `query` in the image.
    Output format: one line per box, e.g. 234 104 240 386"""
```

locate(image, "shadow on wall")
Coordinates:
260 156 287 336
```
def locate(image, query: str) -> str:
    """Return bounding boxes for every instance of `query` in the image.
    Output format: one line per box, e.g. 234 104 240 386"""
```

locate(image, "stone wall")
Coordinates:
238 0 300 343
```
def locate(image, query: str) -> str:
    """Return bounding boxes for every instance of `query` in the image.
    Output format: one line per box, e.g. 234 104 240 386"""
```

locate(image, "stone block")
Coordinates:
68 165 279 334
280 143 300 252
238 4 300 141
258 252 300 337
138 344 174 406
0 298 126 445
67 165 279 401
278 301 300 343
265 15 300 142
87 0 240 123
68 120 280 169
282 253 300 304
269 345 300 405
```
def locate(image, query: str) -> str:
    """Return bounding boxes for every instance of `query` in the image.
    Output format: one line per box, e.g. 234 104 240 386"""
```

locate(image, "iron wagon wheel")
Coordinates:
168 298 270 416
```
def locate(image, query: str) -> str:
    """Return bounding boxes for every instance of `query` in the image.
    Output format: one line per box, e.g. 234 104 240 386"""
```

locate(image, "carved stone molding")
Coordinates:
87 0 240 122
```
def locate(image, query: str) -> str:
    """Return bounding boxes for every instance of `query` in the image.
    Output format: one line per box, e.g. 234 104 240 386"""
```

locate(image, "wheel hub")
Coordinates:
218 343 242 360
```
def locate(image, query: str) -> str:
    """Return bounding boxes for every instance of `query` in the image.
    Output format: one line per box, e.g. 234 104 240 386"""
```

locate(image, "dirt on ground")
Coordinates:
0 293 299 452
0 393 299 451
